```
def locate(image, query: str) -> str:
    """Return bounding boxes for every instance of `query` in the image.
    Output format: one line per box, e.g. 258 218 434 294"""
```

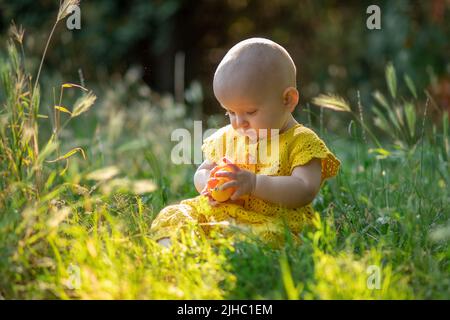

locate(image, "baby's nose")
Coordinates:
235 116 249 128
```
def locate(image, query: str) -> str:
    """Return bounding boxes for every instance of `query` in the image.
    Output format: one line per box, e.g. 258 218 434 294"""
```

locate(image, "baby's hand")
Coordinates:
201 158 249 207
200 182 221 207
202 189 245 207
202 177 243 207
214 158 256 201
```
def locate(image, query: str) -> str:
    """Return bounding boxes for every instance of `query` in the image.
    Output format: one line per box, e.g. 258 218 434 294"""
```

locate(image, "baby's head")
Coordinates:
213 38 299 139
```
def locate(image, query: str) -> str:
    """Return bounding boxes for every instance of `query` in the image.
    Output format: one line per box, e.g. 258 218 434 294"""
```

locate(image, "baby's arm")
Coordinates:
194 159 216 193
252 158 322 209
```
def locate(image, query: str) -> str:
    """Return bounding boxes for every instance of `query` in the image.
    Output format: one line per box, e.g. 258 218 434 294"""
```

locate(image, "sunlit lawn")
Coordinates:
0 5 449 299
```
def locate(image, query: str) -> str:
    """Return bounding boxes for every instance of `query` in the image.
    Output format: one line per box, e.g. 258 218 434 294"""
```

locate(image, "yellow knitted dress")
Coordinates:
149 123 340 245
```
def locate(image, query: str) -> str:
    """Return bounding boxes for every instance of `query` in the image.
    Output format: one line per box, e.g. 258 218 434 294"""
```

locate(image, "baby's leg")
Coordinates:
150 203 203 242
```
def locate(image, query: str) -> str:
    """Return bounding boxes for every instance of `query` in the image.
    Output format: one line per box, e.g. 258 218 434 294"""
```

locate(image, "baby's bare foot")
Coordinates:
157 237 172 248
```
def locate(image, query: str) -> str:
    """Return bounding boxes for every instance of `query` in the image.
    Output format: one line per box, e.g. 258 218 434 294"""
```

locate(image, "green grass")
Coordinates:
0 11 449 299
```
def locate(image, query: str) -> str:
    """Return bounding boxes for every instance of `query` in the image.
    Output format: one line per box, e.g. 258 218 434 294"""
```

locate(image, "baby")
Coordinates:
151 38 340 248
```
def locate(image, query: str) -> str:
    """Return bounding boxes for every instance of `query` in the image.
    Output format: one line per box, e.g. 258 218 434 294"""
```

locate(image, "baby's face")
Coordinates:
219 88 291 140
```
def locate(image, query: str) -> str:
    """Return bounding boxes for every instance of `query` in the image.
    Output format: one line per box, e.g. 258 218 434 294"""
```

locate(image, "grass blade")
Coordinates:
54 105 72 115
46 147 86 163
386 62 397 99
404 102 416 139
62 82 88 91
404 74 417 99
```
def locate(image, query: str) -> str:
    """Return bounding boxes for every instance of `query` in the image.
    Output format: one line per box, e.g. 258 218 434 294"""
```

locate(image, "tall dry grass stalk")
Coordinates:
311 94 351 112
29 0 81 176
357 90 367 143
311 92 382 147
2 0 90 193
33 0 80 96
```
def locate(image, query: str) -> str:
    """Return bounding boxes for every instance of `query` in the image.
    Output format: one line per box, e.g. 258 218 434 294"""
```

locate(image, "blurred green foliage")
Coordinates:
1 0 449 115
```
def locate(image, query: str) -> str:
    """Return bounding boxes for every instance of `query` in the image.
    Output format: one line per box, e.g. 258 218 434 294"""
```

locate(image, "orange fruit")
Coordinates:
210 178 236 202
206 164 237 202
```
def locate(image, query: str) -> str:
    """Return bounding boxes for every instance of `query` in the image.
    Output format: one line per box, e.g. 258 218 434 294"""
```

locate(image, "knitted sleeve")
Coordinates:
288 126 340 181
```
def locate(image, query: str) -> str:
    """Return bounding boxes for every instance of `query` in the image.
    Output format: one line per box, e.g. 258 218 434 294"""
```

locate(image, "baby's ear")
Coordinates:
283 87 299 111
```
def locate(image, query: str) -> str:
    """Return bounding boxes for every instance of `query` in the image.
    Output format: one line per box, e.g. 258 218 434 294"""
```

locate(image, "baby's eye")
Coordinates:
247 110 257 115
